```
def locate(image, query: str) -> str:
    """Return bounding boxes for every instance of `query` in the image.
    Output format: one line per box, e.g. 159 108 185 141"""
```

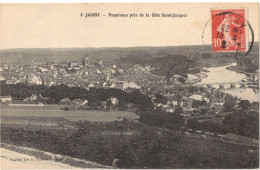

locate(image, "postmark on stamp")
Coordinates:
211 9 246 52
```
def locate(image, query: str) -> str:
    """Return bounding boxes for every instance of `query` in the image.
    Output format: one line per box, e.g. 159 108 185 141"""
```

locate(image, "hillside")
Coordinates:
0 44 214 65
0 42 258 67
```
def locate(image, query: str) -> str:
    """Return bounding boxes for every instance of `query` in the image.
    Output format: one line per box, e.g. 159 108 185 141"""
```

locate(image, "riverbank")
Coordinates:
196 58 234 69
188 61 235 86
195 63 259 102
227 65 253 75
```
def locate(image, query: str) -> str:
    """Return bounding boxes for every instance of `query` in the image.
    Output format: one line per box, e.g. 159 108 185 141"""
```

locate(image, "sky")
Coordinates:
0 3 259 49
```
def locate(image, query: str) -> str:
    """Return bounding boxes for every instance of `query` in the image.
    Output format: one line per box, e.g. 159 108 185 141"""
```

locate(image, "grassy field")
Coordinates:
0 104 139 122
180 136 259 168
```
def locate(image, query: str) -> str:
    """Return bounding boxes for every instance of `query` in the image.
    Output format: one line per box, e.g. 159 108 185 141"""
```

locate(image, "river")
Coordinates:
197 63 259 102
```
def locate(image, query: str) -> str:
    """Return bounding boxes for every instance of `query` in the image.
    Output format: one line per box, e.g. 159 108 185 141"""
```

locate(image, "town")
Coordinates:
0 52 258 116
0 3 259 169
0 48 259 169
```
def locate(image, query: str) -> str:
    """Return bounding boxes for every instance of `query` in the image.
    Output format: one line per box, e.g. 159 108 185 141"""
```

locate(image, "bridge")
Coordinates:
196 82 248 90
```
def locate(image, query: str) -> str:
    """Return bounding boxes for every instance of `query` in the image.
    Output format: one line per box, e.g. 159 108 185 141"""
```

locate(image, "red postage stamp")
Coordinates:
211 9 246 52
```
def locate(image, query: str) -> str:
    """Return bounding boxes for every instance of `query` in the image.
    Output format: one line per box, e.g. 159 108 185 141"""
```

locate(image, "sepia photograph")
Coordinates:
0 2 259 169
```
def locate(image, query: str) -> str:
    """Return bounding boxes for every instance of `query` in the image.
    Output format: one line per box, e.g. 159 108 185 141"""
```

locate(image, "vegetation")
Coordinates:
223 110 259 139
223 100 236 112
237 58 259 73
0 82 153 111
191 100 207 108
186 119 230 134
186 110 259 139
137 109 185 131
153 94 167 104
239 100 251 110
117 53 200 78
1 120 259 169
150 55 199 78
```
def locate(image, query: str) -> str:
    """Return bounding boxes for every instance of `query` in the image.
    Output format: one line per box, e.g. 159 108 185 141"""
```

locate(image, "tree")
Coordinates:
154 94 167 104
223 100 235 112
130 91 153 111
174 106 184 115
239 100 251 110
192 100 207 108
200 108 208 115
178 77 186 84
164 113 185 131
186 119 200 129
188 86 199 94
223 111 259 139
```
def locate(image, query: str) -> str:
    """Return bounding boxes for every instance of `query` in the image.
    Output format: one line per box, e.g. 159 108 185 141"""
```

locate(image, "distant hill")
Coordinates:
0 42 258 65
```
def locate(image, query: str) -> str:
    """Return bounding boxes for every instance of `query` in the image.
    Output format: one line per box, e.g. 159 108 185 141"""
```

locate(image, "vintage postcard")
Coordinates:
0 3 259 169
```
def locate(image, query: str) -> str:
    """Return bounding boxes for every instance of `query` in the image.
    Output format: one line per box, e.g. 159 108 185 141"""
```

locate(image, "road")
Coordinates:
0 147 79 169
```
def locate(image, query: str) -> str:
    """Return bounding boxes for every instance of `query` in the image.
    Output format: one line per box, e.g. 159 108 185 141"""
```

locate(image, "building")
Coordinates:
0 95 12 103
28 75 42 85
118 81 140 90
179 96 189 107
210 98 225 108
187 94 209 106
182 106 195 116
71 99 88 106
108 97 119 106
165 94 178 106
82 56 90 67
69 62 80 68
61 62 69 68
47 62 54 65
98 60 104 67
59 98 71 105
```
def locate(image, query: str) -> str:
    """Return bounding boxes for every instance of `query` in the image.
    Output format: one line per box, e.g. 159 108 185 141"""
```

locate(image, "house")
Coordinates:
69 62 80 68
118 69 124 74
96 69 102 74
108 97 119 106
98 60 104 67
60 98 71 105
23 94 38 102
39 67 49 72
0 95 12 103
71 99 88 106
101 101 107 108
102 82 107 87
161 105 172 112
210 98 225 108
14 80 21 84
187 94 209 107
251 102 259 110
118 81 140 90
165 94 178 106
0 75 5 81
28 75 42 85
179 96 189 107
182 106 195 116
126 103 134 108
61 62 69 68
133 64 142 70
87 82 95 88
30 94 38 101
6 79 14 84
